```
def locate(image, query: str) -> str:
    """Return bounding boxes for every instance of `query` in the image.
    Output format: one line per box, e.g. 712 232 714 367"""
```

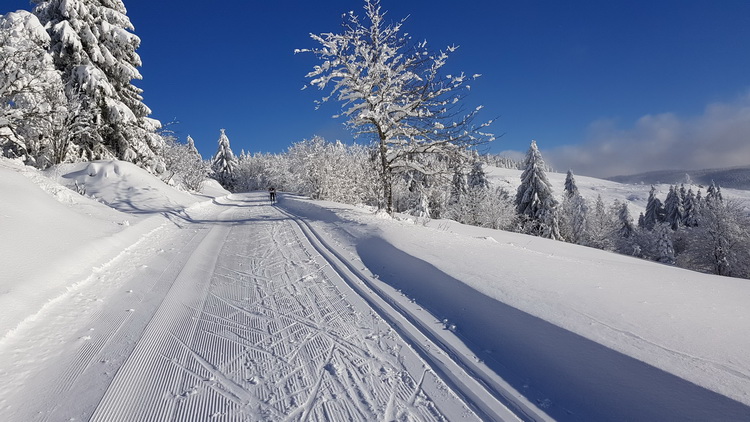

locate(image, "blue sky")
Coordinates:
5 1 750 177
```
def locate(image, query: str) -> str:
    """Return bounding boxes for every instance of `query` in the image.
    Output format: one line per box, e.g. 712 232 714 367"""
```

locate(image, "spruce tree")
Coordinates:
33 0 164 172
515 140 560 239
683 188 699 227
706 181 723 203
564 169 579 198
655 223 675 264
186 135 202 161
468 160 490 190
664 185 684 231
560 192 588 244
211 129 237 190
450 165 468 204
587 194 615 250
617 202 635 238
642 186 664 230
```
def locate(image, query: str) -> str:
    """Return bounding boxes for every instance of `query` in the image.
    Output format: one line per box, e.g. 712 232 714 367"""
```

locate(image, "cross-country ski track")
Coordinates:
3 190 750 421
0 193 531 421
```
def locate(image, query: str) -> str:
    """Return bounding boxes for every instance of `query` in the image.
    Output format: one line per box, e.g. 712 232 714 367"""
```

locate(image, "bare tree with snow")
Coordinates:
298 0 493 214
162 134 207 192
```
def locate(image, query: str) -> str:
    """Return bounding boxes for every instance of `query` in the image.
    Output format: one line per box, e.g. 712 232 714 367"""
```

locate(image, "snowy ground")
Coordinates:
1 158 750 421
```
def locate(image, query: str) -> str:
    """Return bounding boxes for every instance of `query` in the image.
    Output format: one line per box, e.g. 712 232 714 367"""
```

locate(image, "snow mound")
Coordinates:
199 178 230 198
58 160 198 214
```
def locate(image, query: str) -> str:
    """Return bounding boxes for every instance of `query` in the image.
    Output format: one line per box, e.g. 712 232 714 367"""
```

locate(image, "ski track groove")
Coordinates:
82 195 472 421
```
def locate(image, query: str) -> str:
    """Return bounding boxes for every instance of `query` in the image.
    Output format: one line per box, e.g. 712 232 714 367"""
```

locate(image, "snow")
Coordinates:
1 158 749 420
0 159 224 339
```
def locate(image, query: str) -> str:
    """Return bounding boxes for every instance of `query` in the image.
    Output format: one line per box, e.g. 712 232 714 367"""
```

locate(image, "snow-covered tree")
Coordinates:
186 135 201 160
654 223 675 264
683 188 699 227
706 181 723 203
616 202 635 239
445 185 515 230
468 160 490 190
515 140 560 239
612 202 638 255
162 134 207 192
663 185 684 231
0 10 67 167
564 169 579 198
449 164 468 204
299 0 493 214
32 0 164 172
640 186 665 230
680 198 750 277
586 195 617 250
559 192 588 244
211 129 237 190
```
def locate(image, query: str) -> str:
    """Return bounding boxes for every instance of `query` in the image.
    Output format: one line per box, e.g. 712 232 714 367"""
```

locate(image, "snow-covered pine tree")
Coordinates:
559 191 588 244
682 188 699 227
186 135 201 160
0 10 67 167
663 185 684 231
564 169 579 198
586 194 616 250
641 186 664 230
611 201 641 255
655 223 675 264
450 165 468 204
515 140 560 239
32 0 164 173
299 0 493 214
617 202 635 239
211 129 237 190
706 181 723 203
468 160 490 190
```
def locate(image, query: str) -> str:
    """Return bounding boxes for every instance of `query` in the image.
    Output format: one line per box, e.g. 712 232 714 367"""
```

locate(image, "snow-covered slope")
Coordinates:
486 165 750 217
609 165 750 190
0 158 227 338
1 158 749 420
285 194 750 419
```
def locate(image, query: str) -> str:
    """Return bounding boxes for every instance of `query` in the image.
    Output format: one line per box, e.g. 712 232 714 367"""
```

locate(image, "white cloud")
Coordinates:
543 91 750 178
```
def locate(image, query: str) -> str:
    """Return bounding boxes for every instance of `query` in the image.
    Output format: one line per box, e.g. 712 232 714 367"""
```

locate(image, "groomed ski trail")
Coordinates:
87 193 482 421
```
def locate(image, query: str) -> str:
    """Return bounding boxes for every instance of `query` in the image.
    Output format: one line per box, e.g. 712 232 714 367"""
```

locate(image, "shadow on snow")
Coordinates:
356 236 750 422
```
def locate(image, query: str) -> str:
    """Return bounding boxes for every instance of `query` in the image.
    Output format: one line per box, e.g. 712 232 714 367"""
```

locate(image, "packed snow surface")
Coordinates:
1 158 749 421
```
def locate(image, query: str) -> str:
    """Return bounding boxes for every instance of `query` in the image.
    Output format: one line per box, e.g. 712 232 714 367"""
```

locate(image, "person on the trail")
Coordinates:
269 187 277 203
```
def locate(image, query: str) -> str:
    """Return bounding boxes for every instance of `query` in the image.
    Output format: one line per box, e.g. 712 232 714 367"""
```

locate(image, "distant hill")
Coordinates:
607 166 750 190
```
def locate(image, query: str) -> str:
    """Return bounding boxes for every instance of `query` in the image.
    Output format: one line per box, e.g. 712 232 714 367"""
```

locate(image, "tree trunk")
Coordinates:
378 136 392 214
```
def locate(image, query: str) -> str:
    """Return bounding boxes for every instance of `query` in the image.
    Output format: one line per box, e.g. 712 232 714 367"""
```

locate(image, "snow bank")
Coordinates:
53 160 199 214
0 159 224 339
